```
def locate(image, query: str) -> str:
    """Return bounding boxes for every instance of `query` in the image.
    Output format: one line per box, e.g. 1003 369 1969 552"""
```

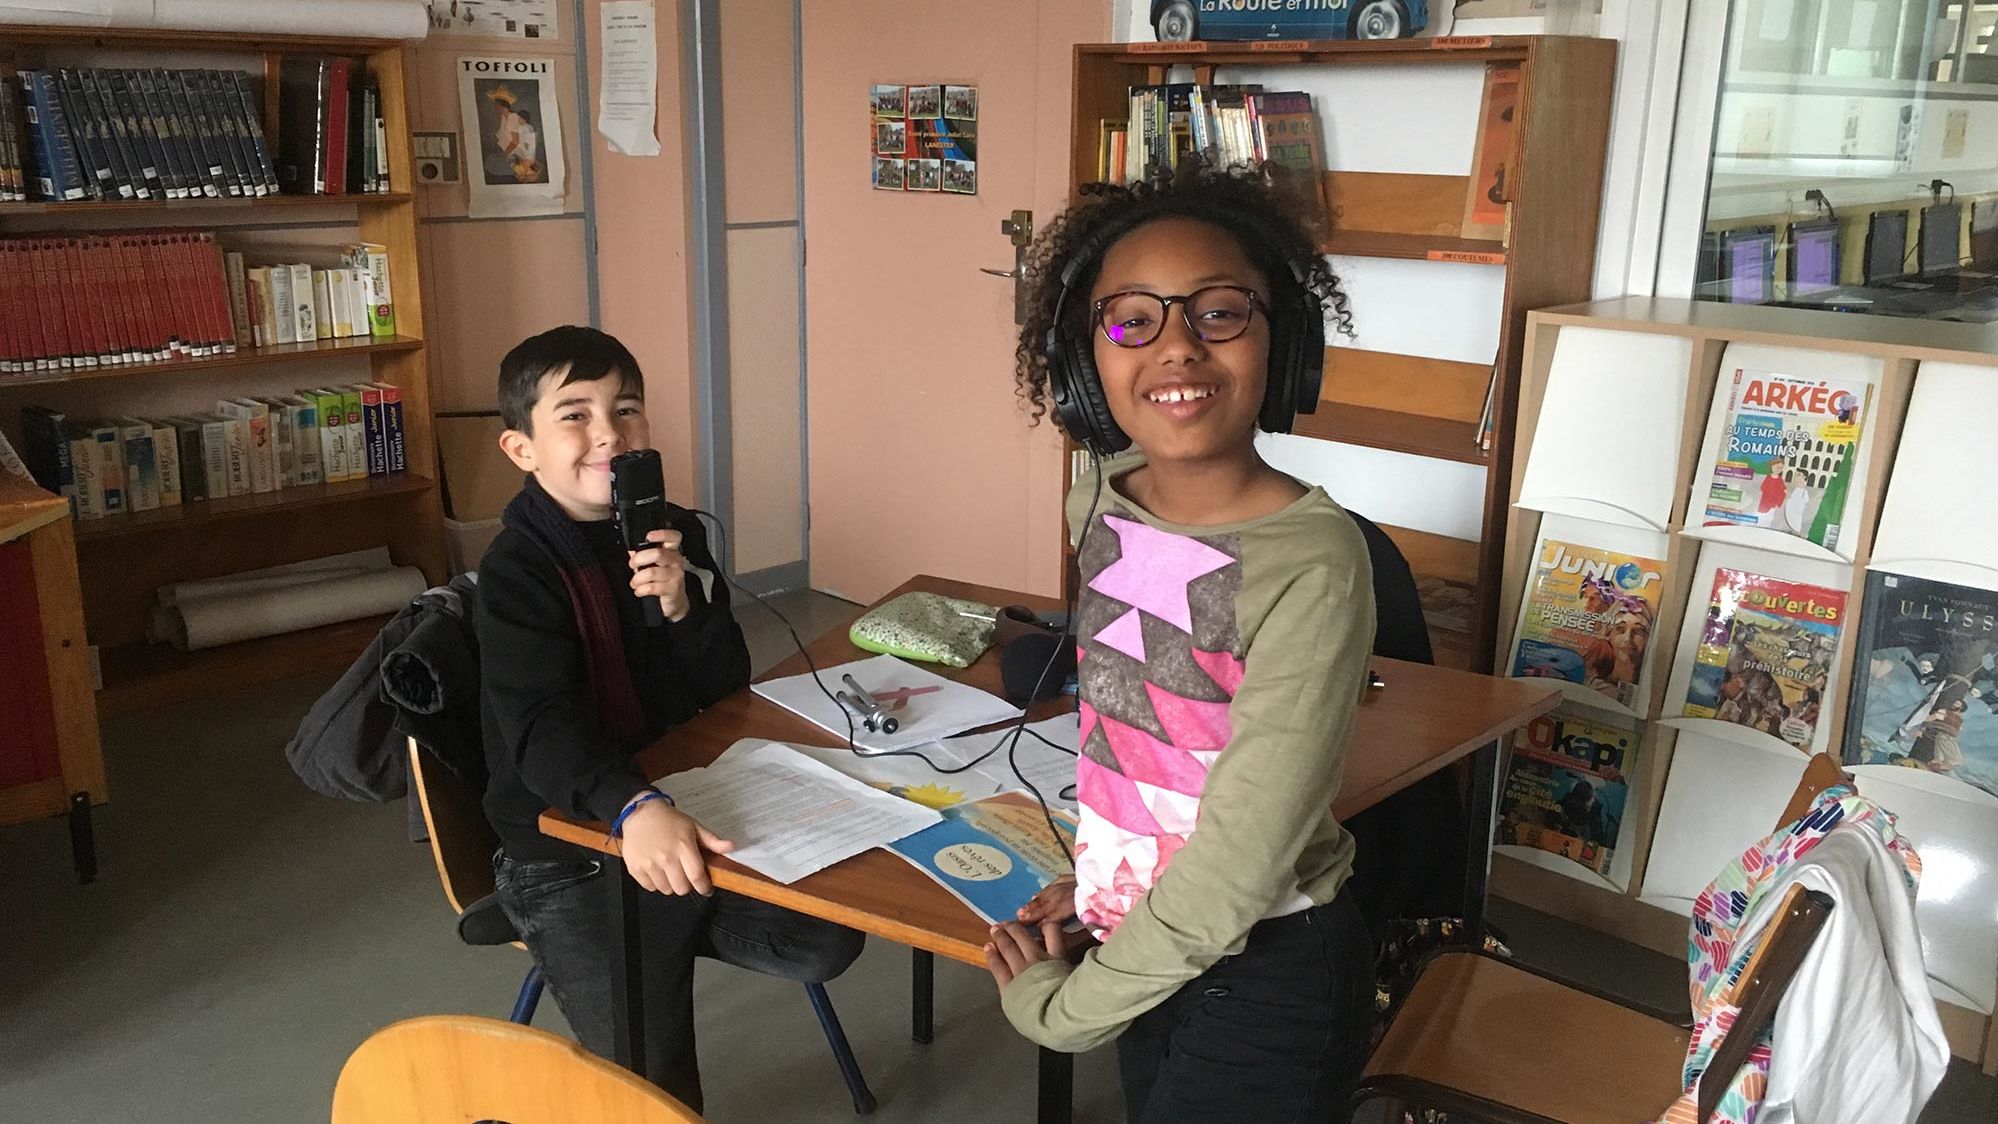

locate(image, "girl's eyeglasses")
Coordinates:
1092 285 1264 349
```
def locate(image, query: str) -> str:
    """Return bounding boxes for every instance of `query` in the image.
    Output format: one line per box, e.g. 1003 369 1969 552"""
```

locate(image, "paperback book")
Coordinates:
1702 368 1870 552
1497 703 1640 885
887 793 1076 924
1510 537 1667 711
1684 567 1848 749
1844 571 1998 801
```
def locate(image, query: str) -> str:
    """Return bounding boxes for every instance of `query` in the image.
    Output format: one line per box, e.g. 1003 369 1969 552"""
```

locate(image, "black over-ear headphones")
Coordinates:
1043 203 1325 456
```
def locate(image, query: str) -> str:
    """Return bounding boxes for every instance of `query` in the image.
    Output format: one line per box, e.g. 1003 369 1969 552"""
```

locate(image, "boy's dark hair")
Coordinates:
1012 161 1354 423
499 325 643 433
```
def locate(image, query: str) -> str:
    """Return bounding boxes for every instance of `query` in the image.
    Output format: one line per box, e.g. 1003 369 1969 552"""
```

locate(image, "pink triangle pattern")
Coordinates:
1075 754 1167 838
1143 682 1232 753
1087 515 1235 634
1100 710 1210 796
1092 607 1147 662
1190 646 1246 695
1130 776 1200 836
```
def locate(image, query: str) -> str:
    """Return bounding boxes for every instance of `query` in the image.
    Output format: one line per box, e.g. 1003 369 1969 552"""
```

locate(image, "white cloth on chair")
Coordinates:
1747 824 1949 1124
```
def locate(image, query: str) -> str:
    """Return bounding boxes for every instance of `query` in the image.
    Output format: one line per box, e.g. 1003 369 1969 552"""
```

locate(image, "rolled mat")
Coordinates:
168 566 426 652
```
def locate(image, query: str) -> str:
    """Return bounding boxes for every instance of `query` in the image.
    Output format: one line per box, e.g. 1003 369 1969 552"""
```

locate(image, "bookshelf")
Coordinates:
1495 295 1998 1070
1064 37 1616 669
0 23 444 715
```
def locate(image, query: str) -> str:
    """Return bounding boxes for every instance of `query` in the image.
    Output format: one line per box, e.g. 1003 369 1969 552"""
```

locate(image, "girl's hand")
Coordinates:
1016 874 1078 926
984 920 1064 990
629 528 690 622
617 798 733 895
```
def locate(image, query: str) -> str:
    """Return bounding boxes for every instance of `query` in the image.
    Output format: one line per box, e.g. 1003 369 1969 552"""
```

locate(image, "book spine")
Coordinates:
246 267 272 347
196 414 231 499
269 263 297 344
196 71 253 197
68 427 98 518
372 382 407 472
90 423 125 514
288 261 315 343
22 72 87 201
246 401 274 492
222 415 250 496
62 237 107 365
0 77 21 202
354 383 386 476
64 69 130 199
223 250 252 348
151 420 182 507
145 68 197 197
97 70 160 199
323 57 350 196
119 418 160 511
170 417 205 503
119 69 178 199
227 72 280 194
18 406 73 504
262 398 296 488
161 70 219 196
339 388 363 480
308 388 347 480
311 269 334 340
287 396 324 485
48 238 89 368
345 243 396 337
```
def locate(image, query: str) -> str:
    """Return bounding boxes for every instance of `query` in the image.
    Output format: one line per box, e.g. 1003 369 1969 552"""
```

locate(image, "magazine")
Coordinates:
1684 568 1848 749
1843 571 1998 801
1498 704 1640 884
1702 368 1870 551
1510 538 1667 710
887 793 1076 924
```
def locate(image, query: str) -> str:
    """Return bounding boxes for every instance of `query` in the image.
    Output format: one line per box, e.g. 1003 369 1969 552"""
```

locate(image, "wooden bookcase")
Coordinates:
1497 295 1998 1070
0 24 443 716
1063 37 1616 669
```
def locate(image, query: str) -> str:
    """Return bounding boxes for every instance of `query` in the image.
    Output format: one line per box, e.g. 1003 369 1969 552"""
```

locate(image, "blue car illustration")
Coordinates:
1152 0 1429 42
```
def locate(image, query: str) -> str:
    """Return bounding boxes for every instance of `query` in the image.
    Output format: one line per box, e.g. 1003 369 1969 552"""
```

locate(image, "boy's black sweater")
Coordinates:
477 499 750 862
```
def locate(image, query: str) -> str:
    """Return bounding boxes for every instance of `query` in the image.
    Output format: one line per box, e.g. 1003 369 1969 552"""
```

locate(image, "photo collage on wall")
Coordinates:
872 83 977 194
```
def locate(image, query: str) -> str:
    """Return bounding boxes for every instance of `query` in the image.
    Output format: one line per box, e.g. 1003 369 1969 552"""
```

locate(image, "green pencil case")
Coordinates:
849 592 999 668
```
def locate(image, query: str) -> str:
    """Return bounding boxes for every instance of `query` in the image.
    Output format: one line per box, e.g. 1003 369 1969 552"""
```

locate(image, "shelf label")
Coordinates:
1128 40 1207 53
1247 40 1314 51
1428 250 1507 265
1429 36 1495 49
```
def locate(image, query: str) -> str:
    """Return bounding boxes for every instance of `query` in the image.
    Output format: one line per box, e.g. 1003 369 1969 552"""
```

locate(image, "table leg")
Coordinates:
605 852 646 1073
911 948 934 1044
1459 738 1502 945
1037 1046 1073 1124
68 791 96 885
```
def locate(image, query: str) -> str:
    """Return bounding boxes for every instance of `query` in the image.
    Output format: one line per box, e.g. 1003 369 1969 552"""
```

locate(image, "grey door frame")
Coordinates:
682 0 811 595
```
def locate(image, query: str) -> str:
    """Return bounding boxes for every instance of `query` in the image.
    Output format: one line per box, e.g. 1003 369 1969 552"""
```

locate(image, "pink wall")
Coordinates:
800 0 1109 604
585 0 701 505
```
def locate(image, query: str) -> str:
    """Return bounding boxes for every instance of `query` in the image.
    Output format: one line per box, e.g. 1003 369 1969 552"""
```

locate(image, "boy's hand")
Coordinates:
616 798 733 895
629 528 690 622
985 920 1065 991
1015 874 1078 926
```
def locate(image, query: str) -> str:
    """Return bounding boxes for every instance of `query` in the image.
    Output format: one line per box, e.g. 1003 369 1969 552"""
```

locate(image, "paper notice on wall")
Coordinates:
428 0 558 40
597 1 660 157
458 56 568 218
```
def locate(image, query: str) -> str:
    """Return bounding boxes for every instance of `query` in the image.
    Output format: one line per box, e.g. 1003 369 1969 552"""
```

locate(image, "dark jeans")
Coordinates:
493 852 865 1112
1117 887 1375 1124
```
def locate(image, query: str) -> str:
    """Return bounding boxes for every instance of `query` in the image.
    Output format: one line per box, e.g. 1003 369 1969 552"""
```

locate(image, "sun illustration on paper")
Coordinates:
895 783 966 810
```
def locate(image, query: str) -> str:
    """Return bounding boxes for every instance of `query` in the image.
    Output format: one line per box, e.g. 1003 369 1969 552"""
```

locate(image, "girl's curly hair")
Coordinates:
1012 160 1355 423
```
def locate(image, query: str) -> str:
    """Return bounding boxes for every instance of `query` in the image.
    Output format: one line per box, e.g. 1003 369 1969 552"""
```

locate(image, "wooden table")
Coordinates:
0 473 106 881
540 574 1559 1121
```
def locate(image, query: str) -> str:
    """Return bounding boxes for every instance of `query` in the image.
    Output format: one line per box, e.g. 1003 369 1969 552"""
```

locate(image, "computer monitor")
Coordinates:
1719 226 1775 304
1921 202 1964 276
1972 199 1998 269
1864 210 1910 284
1697 230 1724 301
1787 220 1841 295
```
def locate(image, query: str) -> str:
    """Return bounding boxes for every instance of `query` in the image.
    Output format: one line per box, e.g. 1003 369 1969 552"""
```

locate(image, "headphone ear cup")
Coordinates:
1258 289 1323 434
1290 289 1325 417
1047 328 1130 455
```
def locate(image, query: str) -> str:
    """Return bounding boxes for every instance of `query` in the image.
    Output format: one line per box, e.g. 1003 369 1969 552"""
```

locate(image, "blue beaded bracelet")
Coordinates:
610 787 674 839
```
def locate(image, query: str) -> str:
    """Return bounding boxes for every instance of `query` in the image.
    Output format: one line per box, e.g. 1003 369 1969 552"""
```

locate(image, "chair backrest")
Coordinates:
332 1014 705 1124
408 736 500 915
1347 509 1433 666
1689 753 1849 1123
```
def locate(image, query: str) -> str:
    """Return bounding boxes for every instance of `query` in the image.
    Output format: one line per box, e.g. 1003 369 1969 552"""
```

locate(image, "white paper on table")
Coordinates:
596 1 660 156
654 740 941 885
940 715 1082 813
786 740 1011 809
1871 360 1998 592
1516 327 1692 532
751 654 1022 753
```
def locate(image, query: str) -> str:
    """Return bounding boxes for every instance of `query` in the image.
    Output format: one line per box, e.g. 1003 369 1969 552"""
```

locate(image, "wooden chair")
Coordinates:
331 1014 705 1123
411 736 880 1114
1352 754 1849 1124
408 737 547 1024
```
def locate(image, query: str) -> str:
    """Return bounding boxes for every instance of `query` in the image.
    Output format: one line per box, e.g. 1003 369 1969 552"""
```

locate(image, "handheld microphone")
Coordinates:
610 449 670 627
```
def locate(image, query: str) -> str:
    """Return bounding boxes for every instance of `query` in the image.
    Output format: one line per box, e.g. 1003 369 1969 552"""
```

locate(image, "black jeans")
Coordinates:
493 852 865 1112
1117 887 1375 1124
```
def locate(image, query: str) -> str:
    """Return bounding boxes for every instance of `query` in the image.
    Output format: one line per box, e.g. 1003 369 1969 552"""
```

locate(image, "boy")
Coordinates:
478 325 862 1109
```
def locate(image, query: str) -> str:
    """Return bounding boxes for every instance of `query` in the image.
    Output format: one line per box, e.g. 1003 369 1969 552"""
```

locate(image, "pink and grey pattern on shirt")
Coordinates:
1071 511 1245 937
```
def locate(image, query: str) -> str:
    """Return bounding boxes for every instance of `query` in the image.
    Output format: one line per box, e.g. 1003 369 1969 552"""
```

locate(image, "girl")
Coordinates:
984 165 1379 1121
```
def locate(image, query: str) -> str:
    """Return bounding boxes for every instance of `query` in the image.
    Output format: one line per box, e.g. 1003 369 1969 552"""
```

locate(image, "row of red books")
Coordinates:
0 231 235 373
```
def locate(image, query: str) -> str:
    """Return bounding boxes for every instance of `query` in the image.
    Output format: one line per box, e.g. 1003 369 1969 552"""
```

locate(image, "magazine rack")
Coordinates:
1493 295 1998 1075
